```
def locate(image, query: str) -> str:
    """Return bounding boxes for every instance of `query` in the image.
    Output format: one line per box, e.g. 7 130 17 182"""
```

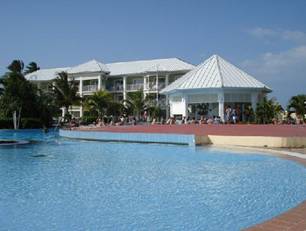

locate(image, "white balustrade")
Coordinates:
82 84 98 92
126 83 144 91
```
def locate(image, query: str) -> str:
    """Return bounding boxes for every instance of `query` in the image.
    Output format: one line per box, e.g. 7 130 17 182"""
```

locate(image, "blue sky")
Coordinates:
1 0 306 106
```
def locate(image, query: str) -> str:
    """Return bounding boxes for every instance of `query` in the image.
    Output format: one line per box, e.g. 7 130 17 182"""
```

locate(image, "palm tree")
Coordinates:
0 60 38 129
256 97 281 124
84 90 113 119
36 90 60 128
7 60 24 74
52 72 81 120
124 91 148 118
287 95 306 121
24 62 40 75
123 91 160 120
0 79 4 96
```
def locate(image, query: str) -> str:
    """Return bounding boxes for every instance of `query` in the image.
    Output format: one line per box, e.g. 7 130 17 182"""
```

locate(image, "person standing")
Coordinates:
225 106 232 124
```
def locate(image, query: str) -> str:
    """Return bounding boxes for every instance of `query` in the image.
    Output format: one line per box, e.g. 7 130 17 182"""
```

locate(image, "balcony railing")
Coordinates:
126 83 144 91
144 83 165 91
82 85 98 92
108 85 123 92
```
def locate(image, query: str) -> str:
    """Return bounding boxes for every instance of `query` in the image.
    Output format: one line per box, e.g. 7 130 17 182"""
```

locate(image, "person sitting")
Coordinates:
199 116 206 124
69 118 78 129
181 116 186 124
96 118 105 127
213 116 221 124
207 117 213 124
131 117 137 126
191 117 197 124
115 116 125 126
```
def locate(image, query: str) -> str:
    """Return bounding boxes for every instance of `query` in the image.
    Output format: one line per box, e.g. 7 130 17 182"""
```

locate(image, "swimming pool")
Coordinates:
0 130 305 230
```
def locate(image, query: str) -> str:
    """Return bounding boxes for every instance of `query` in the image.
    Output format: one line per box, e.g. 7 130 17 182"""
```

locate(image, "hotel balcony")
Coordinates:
108 85 123 92
126 83 143 91
83 84 98 92
77 84 98 95
144 82 166 91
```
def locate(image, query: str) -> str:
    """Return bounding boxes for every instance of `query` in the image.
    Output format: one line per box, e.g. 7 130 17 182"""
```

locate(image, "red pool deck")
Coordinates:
78 124 306 137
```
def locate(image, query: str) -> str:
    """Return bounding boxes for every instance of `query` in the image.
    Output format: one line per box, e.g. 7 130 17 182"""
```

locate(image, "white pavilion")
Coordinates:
160 55 271 121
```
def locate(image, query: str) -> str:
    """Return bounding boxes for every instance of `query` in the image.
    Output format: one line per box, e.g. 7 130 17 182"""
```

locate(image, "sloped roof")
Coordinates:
67 59 109 74
161 55 271 94
25 67 70 81
106 58 194 76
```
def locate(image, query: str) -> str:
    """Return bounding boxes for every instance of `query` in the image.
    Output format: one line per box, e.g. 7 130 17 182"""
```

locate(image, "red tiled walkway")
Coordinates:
79 124 306 137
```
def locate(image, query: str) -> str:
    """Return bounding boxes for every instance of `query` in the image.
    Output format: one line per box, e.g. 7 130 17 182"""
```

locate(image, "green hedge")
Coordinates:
0 118 43 129
81 116 96 125
0 118 13 129
20 118 42 129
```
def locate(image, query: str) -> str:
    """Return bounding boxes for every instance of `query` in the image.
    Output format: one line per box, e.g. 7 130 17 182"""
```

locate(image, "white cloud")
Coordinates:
241 46 306 105
242 45 306 73
247 27 306 44
242 45 306 74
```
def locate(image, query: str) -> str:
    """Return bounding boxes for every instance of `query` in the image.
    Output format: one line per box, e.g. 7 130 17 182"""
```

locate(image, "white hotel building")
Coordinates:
25 55 271 121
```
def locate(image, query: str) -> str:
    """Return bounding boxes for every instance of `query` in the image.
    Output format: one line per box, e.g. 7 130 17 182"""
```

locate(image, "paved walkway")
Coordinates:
79 124 306 137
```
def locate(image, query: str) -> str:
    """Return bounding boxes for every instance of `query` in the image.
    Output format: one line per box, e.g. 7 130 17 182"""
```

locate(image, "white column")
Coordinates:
80 107 83 117
143 75 148 97
165 74 170 118
156 73 159 101
251 92 258 111
97 76 101 91
123 76 127 101
165 74 169 86
182 95 188 117
99 74 105 90
79 78 83 96
218 92 225 122
79 78 83 118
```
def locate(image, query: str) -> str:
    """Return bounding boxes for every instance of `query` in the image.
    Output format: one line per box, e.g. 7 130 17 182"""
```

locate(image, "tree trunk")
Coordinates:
13 111 17 130
17 107 22 129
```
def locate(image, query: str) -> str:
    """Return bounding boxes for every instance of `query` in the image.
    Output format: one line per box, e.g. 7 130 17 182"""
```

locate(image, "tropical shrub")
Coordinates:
256 97 282 124
81 115 97 125
52 71 80 120
20 118 42 129
287 94 306 122
0 118 14 129
0 60 40 129
0 60 61 129
84 90 113 119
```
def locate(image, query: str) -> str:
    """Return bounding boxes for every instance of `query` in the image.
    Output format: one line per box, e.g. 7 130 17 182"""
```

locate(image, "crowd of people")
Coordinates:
67 102 304 128
68 104 302 129
67 105 255 129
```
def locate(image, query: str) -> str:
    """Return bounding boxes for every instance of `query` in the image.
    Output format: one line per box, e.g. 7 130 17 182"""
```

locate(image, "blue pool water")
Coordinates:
0 130 305 230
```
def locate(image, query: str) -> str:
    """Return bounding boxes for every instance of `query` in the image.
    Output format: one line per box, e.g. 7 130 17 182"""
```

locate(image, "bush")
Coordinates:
20 118 42 129
0 118 13 129
0 117 44 129
81 116 97 125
